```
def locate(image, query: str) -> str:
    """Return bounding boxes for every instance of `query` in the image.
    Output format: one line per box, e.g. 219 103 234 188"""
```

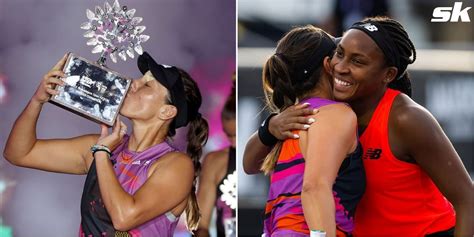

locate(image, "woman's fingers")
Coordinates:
42 76 65 96
51 53 69 71
289 102 317 113
119 121 127 135
282 131 299 139
292 102 310 110
32 55 68 104
287 116 316 125
46 77 65 87
44 70 66 80
100 124 109 137
112 117 121 135
282 122 312 131
43 71 65 91
289 107 317 117
282 105 317 122
276 114 316 132
45 87 59 95
270 105 319 139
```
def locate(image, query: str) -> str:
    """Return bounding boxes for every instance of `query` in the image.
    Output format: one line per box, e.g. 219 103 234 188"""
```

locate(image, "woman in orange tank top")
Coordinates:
243 16 473 236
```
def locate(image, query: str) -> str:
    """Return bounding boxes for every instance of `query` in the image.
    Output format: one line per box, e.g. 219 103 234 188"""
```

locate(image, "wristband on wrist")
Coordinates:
258 113 279 147
90 144 112 159
310 230 326 237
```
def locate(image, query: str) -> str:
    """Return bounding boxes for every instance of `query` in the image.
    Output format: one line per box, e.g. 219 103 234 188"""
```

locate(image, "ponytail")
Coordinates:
261 26 330 175
176 67 209 232
184 114 208 231
260 142 283 175
263 54 297 112
261 55 294 175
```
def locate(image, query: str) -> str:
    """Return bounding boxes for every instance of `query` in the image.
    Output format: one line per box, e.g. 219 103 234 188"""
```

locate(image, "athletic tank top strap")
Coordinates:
360 88 400 141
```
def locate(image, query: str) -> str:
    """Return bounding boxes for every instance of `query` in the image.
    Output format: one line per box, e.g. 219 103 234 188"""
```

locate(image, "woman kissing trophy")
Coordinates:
50 0 149 126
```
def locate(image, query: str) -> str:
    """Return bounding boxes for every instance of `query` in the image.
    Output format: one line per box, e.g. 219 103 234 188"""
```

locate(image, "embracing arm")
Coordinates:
300 104 357 237
243 103 317 174
242 132 272 174
3 54 96 174
392 101 473 236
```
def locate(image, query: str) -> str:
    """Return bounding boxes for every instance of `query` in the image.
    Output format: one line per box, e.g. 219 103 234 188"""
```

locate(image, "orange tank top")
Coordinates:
353 89 455 236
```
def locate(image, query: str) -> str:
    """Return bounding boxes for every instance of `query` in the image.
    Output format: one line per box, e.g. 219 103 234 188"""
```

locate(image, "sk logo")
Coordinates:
364 148 382 159
431 2 471 22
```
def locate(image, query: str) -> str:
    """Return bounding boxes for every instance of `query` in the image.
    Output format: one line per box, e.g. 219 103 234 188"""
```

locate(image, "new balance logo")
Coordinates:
431 2 471 22
364 148 382 159
360 23 378 32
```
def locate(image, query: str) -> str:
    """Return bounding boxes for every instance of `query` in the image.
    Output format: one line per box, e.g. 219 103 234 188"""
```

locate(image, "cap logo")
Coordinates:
361 23 378 32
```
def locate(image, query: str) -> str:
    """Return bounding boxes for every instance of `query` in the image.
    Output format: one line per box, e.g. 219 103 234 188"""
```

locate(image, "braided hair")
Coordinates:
175 68 209 231
360 16 417 97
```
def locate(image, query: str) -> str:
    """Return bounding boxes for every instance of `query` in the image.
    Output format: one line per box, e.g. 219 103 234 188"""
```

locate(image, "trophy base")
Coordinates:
50 53 132 126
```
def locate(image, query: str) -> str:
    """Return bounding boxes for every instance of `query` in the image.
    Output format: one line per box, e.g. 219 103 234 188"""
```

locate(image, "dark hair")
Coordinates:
261 25 334 174
360 16 417 97
175 69 209 231
221 76 236 120
263 25 334 112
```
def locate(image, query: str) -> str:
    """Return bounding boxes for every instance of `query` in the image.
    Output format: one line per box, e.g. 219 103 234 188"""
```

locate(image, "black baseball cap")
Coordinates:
137 52 188 129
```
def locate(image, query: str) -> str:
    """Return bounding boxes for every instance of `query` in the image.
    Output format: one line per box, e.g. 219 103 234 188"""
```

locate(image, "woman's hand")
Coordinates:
32 53 68 104
97 117 127 151
269 103 318 140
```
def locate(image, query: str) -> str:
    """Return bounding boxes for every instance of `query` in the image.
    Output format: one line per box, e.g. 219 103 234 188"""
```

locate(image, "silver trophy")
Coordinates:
50 0 149 126
219 171 237 237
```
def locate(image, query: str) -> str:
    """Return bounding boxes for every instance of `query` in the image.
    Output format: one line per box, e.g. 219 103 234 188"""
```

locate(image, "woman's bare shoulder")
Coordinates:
310 103 357 125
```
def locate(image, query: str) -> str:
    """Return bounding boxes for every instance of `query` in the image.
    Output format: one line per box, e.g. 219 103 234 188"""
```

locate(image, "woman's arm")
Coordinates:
242 103 316 174
195 151 222 236
94 121 194 231
242 132 272 174
95 150 194 231
392 96 473 237
300 104 357 237
3 54 97 174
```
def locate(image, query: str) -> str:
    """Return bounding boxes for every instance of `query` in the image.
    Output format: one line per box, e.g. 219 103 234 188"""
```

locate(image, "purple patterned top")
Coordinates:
263 97 365 236
80 135 180 237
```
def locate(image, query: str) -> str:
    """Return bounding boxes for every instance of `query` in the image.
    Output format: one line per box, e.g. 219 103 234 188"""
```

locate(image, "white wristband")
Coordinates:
310 230 326 237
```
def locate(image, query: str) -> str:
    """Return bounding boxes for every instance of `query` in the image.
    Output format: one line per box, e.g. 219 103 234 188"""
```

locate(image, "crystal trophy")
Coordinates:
224 217 236 237
219 171 237 237
50 0 149 126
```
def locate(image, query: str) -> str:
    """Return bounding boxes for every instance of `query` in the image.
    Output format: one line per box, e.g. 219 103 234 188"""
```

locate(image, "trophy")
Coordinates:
219 171 237 237
50 0 149 126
